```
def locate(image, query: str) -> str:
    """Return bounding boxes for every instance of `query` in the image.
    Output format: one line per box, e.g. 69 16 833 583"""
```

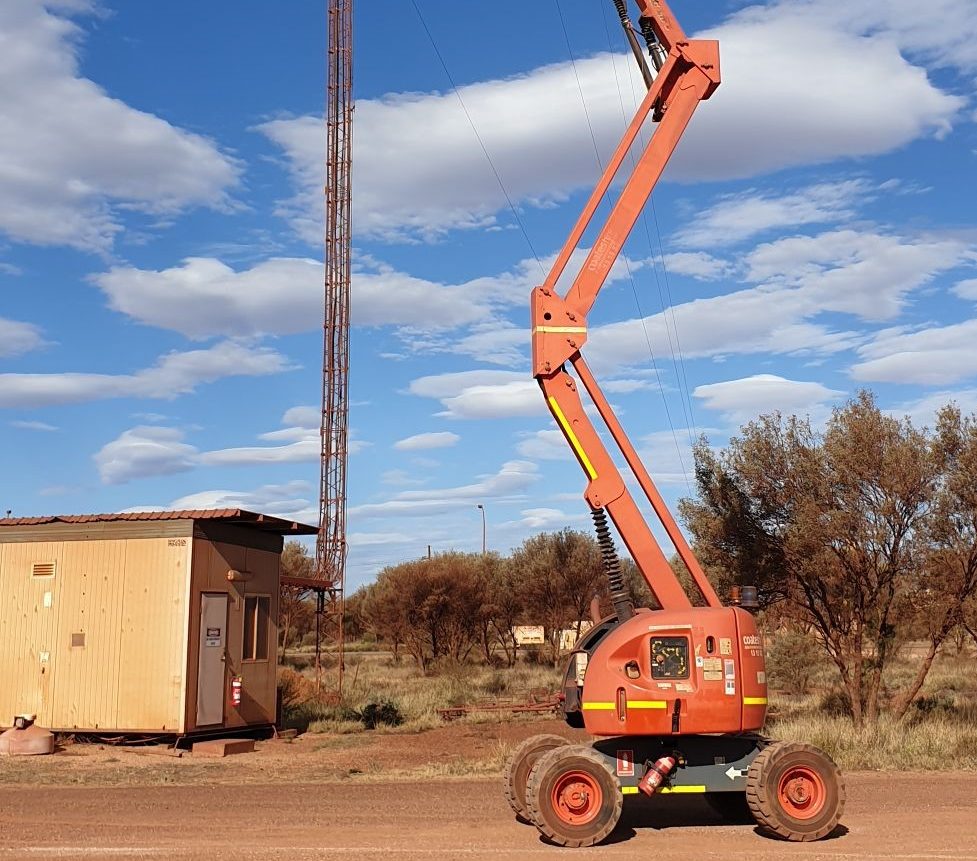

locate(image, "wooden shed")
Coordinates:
0 509 316 735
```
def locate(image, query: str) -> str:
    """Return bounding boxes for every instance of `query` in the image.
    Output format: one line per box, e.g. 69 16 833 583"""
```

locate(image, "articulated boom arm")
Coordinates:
532 0 721 612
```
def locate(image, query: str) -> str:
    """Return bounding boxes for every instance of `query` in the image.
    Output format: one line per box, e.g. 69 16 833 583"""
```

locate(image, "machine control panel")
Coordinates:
650 636 689 679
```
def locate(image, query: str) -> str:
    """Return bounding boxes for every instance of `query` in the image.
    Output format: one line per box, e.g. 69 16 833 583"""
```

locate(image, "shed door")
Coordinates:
196 593 228 726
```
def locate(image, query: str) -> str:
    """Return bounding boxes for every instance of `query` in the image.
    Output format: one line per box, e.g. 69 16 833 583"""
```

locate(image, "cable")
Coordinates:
601 3 694 496
555 0 603 172
409 0 544 276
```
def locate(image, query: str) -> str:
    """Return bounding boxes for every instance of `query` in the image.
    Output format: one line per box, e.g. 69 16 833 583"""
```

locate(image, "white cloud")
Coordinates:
261 7 959 244
516 508 577 530
393 432 460 451
516 429 573 461
0 0 238 251
381 469 426 487
662 252 732 281
743 230 969 321
435 381 543 421
0 341 290 408
852 320 977 385
407 370 525 400
350 460 539 519
762 0 977 77
636 429 701 486
348 531 417 548
891 389 977 429
694 374 844 423
0 318 47 357
93 406 370 484
92 255 492 338
589 230 971 370
673 180 872 249
8 419 58 432
95 425 198 485
953 278 977 300
602 378 657 394
161 481 317 526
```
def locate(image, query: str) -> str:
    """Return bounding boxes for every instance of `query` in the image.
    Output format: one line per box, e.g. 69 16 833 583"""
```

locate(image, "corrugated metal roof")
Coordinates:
0 509 317 535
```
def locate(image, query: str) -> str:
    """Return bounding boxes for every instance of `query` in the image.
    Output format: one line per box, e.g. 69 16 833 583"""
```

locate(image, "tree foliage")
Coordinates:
278 541 315 659
682 392 977 724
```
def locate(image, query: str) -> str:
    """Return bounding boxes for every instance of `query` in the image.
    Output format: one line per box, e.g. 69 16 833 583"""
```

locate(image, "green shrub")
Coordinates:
818 688 853 718
360 700 404 729
766 628 823 695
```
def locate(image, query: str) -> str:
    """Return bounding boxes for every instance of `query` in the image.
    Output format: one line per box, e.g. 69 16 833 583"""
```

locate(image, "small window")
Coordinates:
650 637 690 680
243 595 270 661
32 562 56 578
70 632 86 648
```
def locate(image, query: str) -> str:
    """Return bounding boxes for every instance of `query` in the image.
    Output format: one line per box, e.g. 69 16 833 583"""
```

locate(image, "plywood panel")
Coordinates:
51 540 127 729
117 537 191 731
0 541 64 725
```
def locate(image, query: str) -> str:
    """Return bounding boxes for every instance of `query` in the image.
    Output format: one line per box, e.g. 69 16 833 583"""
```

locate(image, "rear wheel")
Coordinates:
746 742 845 841
504 734 569 823
526 745 622 847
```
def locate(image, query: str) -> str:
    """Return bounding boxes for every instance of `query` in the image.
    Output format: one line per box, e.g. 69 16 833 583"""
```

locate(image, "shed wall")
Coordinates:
0 533 192 732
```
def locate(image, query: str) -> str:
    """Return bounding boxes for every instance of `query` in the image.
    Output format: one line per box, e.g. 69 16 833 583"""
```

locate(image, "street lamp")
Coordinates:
476 504 486 554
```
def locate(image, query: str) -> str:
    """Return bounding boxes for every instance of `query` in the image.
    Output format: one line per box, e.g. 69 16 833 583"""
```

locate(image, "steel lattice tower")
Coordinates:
315 0 352 697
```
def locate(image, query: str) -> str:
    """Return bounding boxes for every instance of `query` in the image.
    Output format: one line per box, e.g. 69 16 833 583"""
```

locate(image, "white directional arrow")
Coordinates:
725 766 746 780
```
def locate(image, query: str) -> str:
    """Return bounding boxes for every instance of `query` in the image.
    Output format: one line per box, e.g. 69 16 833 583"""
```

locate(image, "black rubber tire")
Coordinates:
746 741 845 841
526 744 623 848
704 791 753 823
503 734 569 824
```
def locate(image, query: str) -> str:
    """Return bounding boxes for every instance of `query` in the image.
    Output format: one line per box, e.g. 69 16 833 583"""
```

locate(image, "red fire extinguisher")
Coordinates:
638 755 677 796
231 676 243 707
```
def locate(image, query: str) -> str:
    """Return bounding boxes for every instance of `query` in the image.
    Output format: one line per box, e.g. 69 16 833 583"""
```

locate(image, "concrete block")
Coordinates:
192 738 255 758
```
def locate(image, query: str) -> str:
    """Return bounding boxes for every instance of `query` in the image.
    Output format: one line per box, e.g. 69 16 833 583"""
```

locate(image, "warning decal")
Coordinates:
616 750 635 777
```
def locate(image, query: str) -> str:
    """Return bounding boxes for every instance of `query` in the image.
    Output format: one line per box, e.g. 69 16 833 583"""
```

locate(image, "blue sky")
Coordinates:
1 0 976 589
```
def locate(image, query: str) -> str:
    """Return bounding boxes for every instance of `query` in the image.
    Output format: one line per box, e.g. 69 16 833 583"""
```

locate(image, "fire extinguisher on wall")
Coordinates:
231 676 243 707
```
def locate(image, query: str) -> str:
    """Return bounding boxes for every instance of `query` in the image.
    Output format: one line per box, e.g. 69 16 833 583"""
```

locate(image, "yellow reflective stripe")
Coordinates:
621 786 640 795
581 702 615 710
628 700 667 710
534 326 587 334
659 785 707 794
743 697 768 706
548 396 598 480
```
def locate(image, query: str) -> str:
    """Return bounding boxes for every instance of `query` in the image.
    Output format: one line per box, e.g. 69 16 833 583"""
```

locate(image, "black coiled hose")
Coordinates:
592 508 634 622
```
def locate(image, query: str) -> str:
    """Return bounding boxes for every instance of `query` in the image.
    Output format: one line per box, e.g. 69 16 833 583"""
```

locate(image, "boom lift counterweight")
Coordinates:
505 0 846 847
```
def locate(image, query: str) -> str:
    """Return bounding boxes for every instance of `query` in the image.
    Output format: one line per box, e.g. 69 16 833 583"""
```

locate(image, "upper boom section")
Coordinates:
634 0 687 51
532 0 723 611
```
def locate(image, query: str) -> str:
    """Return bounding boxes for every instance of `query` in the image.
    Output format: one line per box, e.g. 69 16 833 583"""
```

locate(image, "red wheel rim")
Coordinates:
551 770 603 826
777 765 826 820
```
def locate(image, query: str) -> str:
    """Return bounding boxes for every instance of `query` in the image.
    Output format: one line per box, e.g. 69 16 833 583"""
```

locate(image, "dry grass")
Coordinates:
284 653 562 735
769 714 977 771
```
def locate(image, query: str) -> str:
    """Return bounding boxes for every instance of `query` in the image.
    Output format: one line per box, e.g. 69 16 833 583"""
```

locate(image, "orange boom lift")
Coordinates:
504 0 845 846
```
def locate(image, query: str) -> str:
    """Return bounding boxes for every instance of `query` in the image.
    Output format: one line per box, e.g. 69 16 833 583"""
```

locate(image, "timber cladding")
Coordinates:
0 510 315 735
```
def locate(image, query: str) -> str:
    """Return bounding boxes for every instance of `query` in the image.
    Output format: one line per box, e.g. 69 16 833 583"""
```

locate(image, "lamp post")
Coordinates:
476 504 486 554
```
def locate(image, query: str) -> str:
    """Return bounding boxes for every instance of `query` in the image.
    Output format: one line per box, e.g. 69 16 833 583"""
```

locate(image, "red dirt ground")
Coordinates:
1 720 975 860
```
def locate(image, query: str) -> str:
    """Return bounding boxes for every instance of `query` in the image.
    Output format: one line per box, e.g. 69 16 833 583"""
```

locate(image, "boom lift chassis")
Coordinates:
504 0 845 847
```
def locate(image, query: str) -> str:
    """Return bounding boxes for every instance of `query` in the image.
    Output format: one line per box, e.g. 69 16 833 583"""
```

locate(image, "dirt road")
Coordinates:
1 772 975 860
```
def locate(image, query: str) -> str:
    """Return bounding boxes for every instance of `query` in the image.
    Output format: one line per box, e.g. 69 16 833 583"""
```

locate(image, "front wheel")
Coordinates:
746 742 845 841
526 744 622 848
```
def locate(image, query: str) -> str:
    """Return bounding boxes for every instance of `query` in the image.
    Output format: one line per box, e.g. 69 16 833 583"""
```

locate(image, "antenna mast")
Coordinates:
315 0 352 696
